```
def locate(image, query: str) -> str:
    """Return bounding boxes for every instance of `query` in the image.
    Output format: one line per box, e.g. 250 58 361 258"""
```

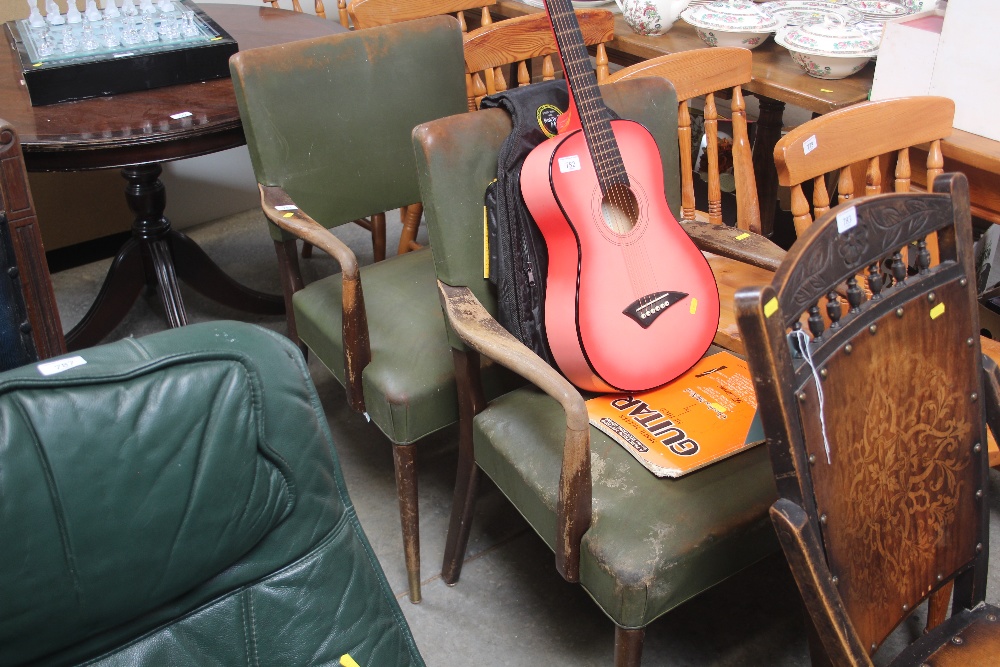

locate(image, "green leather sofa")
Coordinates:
0 321 423 667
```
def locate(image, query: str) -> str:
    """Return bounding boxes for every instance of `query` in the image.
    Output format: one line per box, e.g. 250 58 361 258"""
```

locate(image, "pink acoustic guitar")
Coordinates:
520 0 721 393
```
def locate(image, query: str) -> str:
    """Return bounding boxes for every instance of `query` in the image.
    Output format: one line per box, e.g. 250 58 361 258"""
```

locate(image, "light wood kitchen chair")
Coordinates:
348 0 495 30
462 9 613 111
606 47 760 234
262 0 343 25
736 173 1000 665
774 96 954 239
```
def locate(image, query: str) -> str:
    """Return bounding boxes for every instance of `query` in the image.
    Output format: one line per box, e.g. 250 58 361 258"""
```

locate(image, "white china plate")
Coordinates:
761 0 863 26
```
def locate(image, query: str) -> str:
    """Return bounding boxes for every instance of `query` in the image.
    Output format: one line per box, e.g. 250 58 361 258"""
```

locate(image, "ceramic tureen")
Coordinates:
680 0 780 49
775 14 879 79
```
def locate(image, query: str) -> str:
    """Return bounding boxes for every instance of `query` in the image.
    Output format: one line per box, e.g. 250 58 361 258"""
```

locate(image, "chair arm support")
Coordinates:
260 185 372 411
437 281 591 582
770 498 870 666
682 220 785 273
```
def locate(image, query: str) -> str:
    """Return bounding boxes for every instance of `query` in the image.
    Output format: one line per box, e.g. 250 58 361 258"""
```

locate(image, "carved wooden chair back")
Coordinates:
462 9 613 112
0 120 65 370
605 47 759 234
736 174 1000 665
261 0 345 26
348 0 495 31
774 96 955 240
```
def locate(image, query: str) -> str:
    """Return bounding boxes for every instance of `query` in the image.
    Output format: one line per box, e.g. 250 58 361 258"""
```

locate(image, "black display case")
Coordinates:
5 0 238 106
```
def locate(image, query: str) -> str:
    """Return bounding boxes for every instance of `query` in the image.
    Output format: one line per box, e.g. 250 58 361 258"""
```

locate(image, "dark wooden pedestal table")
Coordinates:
0 5 346 349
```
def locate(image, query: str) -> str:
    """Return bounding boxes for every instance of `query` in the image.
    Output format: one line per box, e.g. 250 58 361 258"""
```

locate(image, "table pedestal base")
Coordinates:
65 164 284 350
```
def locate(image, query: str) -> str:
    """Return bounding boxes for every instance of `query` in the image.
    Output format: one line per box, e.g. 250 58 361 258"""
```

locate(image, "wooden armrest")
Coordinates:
260 184 371 411
770 498 870 666
437 281 591 582
682 220 785 273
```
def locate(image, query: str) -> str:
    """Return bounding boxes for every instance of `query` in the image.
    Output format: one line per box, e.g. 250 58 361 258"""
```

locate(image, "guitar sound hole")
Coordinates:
600 184 638 235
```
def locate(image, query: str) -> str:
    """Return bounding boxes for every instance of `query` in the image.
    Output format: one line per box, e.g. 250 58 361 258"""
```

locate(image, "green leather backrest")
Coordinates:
414 77 680 350
231 16 467 240
0 322 422 666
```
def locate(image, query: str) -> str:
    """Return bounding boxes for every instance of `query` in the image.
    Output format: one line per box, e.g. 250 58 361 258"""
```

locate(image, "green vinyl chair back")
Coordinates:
413 78 779 666
232 16 467 243
0 321 422 667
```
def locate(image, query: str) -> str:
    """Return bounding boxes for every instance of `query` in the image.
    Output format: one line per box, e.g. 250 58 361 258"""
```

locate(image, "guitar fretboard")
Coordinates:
545 0 629 195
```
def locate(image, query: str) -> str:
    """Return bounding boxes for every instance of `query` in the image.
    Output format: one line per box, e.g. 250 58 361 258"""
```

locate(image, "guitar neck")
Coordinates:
544 0 629 192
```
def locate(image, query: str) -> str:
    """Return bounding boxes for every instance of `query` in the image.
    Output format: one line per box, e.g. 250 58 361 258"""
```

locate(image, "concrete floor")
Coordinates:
50 208 1000 666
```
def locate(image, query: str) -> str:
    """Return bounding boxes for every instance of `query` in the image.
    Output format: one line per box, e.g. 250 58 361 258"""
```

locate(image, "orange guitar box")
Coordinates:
586 351 764 477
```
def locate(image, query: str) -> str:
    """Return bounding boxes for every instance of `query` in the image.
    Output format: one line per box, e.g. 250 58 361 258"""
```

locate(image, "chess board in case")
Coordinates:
5 0 237 106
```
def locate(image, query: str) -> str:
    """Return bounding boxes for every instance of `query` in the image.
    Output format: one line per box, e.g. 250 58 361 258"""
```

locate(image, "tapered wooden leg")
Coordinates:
613 626 645 667
393 442 421 603
442 349 487 585
273 238 307 356
397 203 423 255
751 96 786 238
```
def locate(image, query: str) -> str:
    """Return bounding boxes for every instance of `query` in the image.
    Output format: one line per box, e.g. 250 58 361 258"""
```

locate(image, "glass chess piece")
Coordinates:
140 14 158 41
180 9 197 36
157 14 178 38
121 17 140 43
139 0 157 15
27 0 47 28
121 0 137 16
103 0 120 18
46 0 66 24
157 0 176 12
85 0 102 21
36 27 54 56
102 21 120 47
66 1 82 23
81 18 100 49
60 25 79 51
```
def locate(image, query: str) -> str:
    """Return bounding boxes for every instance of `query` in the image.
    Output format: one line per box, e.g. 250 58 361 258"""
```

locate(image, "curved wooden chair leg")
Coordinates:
393 442 421 603
398 203 424 255
614 625 645 667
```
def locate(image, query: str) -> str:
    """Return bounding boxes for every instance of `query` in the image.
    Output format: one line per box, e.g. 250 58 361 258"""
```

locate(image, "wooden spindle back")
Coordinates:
462 9 613 111
774 96 955 239
605 47 759 233
263 0 334 24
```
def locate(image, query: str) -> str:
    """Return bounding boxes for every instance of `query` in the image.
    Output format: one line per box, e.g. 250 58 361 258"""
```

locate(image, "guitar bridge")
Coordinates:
623 291 688 328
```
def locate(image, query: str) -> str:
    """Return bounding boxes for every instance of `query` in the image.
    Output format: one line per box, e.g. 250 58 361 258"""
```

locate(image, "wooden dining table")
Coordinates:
0 5 346 350
487 0 1000 234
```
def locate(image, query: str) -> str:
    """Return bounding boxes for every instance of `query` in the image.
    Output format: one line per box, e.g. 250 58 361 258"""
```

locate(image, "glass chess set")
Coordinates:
6 0 238 105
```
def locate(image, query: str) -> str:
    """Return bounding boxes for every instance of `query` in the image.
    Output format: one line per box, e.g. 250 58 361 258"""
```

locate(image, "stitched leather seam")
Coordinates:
248 591 260 667
241 591 251 667
10 397 83 601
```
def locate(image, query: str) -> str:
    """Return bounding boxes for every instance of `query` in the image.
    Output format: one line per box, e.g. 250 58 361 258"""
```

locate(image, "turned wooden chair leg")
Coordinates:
614 625 645 667
397 203 424 255
273 238 307 358
442 349 486 585
393 442 421 603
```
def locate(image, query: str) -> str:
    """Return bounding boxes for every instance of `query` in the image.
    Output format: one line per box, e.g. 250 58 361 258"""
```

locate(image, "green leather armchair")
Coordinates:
0 321 423 667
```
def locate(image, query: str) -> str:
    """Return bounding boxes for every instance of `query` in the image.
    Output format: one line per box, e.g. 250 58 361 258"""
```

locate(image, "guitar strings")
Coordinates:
547 0 656 306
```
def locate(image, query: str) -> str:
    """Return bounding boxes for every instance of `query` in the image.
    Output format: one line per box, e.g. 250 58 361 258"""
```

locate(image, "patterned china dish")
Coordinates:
680 0 780 49
849 0 912 20
775 14 879 79
760 0 863 28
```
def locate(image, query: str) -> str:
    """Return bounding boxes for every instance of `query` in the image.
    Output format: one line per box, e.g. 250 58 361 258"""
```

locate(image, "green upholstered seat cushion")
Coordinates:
473 385 779 629
294 248 520 444
0 322 422 666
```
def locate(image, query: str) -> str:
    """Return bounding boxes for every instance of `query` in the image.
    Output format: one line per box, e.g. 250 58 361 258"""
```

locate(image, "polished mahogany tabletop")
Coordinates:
0 4 346 171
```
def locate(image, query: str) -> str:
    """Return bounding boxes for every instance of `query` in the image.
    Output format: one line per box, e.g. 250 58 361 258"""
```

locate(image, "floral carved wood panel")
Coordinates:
795 280 982 652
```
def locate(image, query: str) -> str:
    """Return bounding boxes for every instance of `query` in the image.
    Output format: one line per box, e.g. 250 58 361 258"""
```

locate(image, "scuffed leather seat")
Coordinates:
0 321 423 667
